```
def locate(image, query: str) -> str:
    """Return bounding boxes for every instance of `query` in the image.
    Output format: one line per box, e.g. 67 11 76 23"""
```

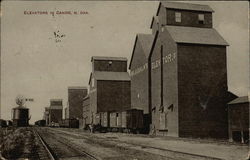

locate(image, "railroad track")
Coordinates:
122 143 224 160
33 129 56 160
97 137 225 160
51 128 225 160
34 127 99 160
52 134 100 160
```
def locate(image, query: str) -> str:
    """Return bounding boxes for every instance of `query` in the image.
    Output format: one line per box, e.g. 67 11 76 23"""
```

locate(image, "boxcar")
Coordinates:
99 109 144 133
99 112 109 127
124 109 144 131
7 120 13 127
0 119 7 128
59 118 79 128
110 112 122 128
35 120 46 127
68 118 79 128
59 119 66 127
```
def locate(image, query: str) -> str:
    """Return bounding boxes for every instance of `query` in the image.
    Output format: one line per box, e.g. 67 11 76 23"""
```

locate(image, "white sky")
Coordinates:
1 1 249 124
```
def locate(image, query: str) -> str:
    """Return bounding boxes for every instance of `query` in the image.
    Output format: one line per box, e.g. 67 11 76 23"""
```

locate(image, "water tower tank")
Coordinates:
12 106 29 127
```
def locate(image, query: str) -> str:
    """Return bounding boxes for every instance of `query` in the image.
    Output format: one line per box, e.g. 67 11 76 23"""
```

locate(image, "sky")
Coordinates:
1 1 249 124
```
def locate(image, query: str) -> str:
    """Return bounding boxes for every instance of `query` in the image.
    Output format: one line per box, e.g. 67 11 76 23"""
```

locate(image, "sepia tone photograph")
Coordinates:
0 1 249 160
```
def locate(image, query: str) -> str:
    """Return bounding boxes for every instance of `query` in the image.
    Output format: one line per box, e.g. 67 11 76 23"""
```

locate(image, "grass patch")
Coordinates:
0 127 39 159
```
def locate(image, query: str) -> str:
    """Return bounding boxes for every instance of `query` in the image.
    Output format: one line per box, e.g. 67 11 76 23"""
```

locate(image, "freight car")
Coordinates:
59 118 79 128
7 120 13 127
35 120 46 127
95 109 144 133
0 119 7 128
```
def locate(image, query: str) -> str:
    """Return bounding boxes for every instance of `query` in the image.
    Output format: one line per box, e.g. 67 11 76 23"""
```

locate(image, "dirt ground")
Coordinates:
53 128 249 160
1 127 248 160
96 132 249 160
45 128 169 160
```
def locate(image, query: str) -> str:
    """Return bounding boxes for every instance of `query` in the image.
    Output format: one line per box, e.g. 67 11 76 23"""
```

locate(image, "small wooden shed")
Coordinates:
228 96 249 143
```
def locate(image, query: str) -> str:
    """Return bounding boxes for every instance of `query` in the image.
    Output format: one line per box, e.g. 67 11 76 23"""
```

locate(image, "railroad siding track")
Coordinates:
107 138 225 160
33 129 55 160
125 144 224 160
51 128 225 160
34 128 99 160
97 136 225 160
41 128 171 160
54 136 101 160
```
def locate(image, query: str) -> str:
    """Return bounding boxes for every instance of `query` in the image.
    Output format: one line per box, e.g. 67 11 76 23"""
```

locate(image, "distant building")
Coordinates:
43 107 50 126
80 95 90 129
89 56 131 125
49 99 63 126
228 96 249 143
130 1 232 138
66 86 88 120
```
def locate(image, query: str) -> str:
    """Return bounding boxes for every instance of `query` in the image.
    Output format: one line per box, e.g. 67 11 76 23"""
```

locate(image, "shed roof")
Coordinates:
92 71 130 81
165 26 229 46
160 2 214 13
91 56 127 62
228 96 249 105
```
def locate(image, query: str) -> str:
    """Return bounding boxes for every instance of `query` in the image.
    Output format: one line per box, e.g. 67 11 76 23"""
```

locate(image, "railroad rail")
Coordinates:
106 137 226 160
123 142 225 160
96 136 225 160
34 127 99 160
33 129 56 160
51 128 226 160
54 134 100 160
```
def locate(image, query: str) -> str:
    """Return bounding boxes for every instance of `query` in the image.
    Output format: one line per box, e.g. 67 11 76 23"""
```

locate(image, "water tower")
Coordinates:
12 95 31 127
